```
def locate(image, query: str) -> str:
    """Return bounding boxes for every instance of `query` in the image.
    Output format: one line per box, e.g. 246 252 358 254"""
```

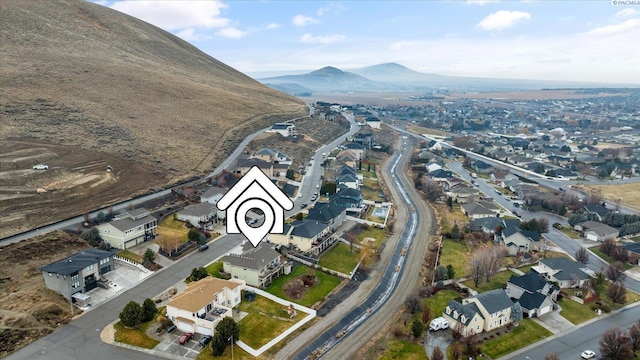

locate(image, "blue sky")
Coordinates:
95 1 640 84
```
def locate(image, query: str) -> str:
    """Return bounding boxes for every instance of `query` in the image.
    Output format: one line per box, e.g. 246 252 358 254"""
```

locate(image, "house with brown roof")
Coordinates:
166 277 245 336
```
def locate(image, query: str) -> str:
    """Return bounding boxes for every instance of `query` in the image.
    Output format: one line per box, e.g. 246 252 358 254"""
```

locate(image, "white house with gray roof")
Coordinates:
95 208 157 249
534 258 591 288
177 202 217 229
266 219 330 255
443 289 514 336
222 245 285 288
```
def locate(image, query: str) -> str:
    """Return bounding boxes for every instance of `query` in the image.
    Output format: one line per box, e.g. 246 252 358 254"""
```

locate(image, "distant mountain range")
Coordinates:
257 63 633 94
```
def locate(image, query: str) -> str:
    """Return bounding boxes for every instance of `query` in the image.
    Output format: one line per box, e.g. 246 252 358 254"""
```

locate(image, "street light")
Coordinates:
228 334 234 360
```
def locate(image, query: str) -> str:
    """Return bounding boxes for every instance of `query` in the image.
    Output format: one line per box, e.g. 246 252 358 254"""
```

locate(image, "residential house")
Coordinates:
177 202 217 229
506 272 559 317
623 243 640 265
266 123 295 137
533 258 591 288
353 133 374 149
344 143 365 160
554 168 579 179
461 202 497 220
335 150 357 168
252 148 292 165
448 185 480 204
468 217 505 233
200 187 226 205
499 226 541 256
166 277 245 336
332 187 364 213
96 208 157 249
234 158 273 178
490 171 517 184
337 173 359 189
473 160 494 174
222 245 285 288
41 248 114 302
574 221 619 242
425 162 442 173
305 200 347 232
443 289 514 336
267 219 330 255
273 163 290 178
365 117 381 129
429 169 453 181
583 204 612 222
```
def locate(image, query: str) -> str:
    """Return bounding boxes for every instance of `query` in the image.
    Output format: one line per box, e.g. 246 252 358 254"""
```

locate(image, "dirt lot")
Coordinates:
0 138 167 239
575 182 640 212
0 231 90 358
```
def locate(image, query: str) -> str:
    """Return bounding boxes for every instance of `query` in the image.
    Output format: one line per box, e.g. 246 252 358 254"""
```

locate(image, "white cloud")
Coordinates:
109 1 229 30
616 8 638 18
587 18 640 36
176 28 199 41
300 33 345 44
266 22 282 30
293 15 319 27
477 10 531 31
215 27 247 39
466 0 500 5
317 3 346 16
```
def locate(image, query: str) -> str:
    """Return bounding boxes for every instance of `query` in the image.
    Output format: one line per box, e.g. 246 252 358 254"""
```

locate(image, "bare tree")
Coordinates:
450 341 465 360
484 245 507 282
537 217 550 233
404 295 422 314
468 254 484 287
606 262 627 283
451 323 465 341
544 352 560 360
600 238 617 257
575 247 590 264
606 282 627 304
461 332 480 356
421 304 433 326
629 319 640 352
599 327 634 360
431 346 444 360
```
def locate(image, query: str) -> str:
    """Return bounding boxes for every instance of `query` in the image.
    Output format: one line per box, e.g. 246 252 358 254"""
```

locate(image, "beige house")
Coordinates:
166 277 245 336
95 208 157 249
443 289 514 336
267 219 329 255
222 245 286 288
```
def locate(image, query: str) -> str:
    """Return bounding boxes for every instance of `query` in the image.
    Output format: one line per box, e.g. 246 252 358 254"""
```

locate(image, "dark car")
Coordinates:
198 244 209 252
166 325 177 333
179 332 194 345
300 203 308 209
199 335 213 347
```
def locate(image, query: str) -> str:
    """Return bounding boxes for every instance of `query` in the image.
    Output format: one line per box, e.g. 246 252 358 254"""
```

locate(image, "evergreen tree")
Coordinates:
142 298 158 322
119 301 144 328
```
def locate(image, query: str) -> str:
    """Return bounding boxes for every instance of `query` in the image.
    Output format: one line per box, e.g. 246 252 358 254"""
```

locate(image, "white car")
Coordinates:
32 164 48 170
581 350 596 359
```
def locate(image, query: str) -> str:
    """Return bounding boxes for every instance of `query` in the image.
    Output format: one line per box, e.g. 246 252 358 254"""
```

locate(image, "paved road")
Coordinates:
500 304 640 360
6 234 243 360
288 135 435 359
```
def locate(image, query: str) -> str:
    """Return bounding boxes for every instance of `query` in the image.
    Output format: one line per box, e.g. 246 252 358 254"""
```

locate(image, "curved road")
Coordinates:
291 135 435 359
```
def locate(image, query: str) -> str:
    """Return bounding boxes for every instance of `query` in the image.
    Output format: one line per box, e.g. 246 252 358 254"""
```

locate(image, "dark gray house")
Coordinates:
41 248 114 302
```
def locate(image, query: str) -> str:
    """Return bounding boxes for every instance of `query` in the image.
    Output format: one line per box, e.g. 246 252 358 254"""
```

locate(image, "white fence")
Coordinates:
113 255 150 274
235 286 316 357
346 215 386 229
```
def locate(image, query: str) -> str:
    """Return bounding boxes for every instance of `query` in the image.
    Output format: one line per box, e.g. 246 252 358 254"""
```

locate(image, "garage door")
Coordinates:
538 306 551 316
196 325 212 336
176 320 194 333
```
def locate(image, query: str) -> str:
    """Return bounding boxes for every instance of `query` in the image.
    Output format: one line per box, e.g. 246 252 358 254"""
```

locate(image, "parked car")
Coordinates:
179 332 194 345
198 244 209 252
32 164 48 170
166 325 177 333
580 350 596 359
429 317 449 331
199 335 213 347
300 203 308 209
310 193 318 201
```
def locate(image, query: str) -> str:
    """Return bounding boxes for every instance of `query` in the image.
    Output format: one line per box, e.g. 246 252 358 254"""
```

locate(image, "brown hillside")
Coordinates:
0 0 306 175
0 0 306 238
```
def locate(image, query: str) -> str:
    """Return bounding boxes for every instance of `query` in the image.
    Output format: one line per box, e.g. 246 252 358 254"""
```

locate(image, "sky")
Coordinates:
94 0 640 84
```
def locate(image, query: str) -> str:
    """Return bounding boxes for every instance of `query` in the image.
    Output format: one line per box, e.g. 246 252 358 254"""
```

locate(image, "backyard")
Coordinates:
479 319 552 358
265 265 342 308
361 177 384 201
439 238 469 278
318 243 360 274
156 216 190 243
379 340 428 360
114 319 159 349
236 294 306 349
463 269 515 293
423 289 460 316
357 226 388 248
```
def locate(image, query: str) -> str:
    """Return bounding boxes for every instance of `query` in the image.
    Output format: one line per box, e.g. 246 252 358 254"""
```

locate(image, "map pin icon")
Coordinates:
235 198 276 247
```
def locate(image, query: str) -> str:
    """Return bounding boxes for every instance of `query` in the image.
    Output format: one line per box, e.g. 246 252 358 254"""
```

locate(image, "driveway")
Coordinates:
153 330 205 359
531 309 575 334
424 329 452 359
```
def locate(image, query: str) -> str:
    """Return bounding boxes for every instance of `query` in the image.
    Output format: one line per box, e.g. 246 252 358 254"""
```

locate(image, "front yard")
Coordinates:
318 242 360 274
588 246 633 270
379 340 428 360
236 294 306 349
479 319 551 359
265 265 342 308
205 261 228 279
423 289 460 316
157 216 190 243
114 320 159 349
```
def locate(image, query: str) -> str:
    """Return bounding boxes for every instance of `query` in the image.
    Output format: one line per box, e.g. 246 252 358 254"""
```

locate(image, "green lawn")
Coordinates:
116 249 142 264
114 320 159 349
479 319 552 358
558 297 597 324
205 261 228 279
265 265 342 307
318 243 360 274
423 289 460 316
588 246 633 270
557 226 581 239
357 226 388 247
439 239 469 279
380 340 428 360
358 169 377 178
463 270 514 293
516 264 533 274
236 295 306 349
361 178 384 201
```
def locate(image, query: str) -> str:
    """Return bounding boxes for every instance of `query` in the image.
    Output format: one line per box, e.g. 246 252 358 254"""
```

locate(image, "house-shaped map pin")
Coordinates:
217 166 294 247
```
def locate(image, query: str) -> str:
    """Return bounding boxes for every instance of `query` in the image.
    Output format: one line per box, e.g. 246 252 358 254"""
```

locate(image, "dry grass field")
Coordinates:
0 0 307 238
578 183 640 212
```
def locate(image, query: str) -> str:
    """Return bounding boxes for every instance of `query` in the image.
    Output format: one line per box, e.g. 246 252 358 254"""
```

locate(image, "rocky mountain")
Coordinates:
0 0 307 177
260 66 382 93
